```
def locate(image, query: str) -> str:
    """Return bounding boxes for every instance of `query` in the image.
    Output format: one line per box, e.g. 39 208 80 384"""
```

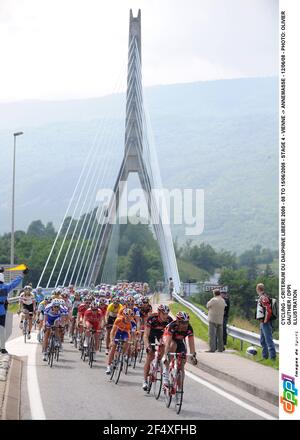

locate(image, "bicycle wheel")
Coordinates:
74 328 78 349
23 320 28 344
147 366 153 394
138 340 144 363
110 358 117 381
55 340 60 362
124 352 130 375
153 361 163 400
48 336 55 368
115 352 123 384
89 335 95 368
175 370 184 414
164 380 172 407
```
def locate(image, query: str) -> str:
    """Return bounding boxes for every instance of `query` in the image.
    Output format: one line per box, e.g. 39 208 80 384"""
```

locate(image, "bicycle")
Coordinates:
82 328 97 368
47 326 60 368
163 352 195 414
98 327 105 353
109 338 128 384
146 341 164 399
19 310 32 343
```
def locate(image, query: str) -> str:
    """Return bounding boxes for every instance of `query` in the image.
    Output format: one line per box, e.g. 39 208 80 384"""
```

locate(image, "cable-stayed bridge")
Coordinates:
37 10 180 293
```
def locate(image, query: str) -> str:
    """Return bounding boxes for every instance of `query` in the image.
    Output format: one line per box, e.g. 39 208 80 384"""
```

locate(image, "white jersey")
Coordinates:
19 292 35 306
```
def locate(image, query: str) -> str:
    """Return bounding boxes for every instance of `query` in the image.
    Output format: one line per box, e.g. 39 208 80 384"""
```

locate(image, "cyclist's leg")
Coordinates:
28 312 33 334
176 340 187 388
42 327 50 355
143 335 155 382
163 340 177 384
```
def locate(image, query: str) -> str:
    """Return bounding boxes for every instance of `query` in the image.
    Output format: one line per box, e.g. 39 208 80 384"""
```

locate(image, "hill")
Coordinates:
0 77 278 253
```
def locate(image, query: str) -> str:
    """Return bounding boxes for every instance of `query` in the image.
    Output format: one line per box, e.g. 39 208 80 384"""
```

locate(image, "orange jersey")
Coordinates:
112 317 132 334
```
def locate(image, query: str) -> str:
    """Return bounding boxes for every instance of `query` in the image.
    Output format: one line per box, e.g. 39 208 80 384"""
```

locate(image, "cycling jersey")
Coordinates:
35 292 44 304
78 303 89 319
71 299 81 317
112 317 132 335
44 304 63 326
139 304 152 318
146 313 173 350
84 308 103 324
19 292 35 306
38 300 48 315
106 303 122 318
163 321 194 354
147 313 173 332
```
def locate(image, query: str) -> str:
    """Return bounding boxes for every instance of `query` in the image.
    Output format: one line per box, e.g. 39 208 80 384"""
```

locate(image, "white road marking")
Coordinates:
185 370 277 420
6 335 46 420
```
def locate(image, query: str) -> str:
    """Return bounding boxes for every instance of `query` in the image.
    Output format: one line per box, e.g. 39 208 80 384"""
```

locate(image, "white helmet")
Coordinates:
246 346 258 356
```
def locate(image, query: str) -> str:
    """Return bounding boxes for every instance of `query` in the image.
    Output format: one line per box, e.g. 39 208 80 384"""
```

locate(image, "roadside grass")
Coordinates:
8 303 19 314
170 302 278 370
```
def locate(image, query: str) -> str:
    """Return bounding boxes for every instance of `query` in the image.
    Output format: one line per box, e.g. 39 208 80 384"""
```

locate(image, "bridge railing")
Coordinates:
172 291 279 353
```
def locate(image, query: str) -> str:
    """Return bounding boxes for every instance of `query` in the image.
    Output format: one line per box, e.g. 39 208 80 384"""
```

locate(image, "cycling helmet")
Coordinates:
126 295 134 305
123 308 134 317
90 301 99 309
44 295 51 301
176 311 189 321
158 304 170 314
246 346 258 356
37 286 43 293
51 299 61 307
98 297 107 306
141 296 150 304
113 296 120 304
24 285 32 292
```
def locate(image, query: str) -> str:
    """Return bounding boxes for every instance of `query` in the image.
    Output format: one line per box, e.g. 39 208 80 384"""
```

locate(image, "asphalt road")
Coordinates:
6 314 277 420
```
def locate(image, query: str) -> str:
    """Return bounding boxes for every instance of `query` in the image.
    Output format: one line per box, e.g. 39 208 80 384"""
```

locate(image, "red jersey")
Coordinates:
78 303 89 318
84 308 103 325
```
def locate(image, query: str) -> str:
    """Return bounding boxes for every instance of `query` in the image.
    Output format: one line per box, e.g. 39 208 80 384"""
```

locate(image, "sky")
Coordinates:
0 0 278 102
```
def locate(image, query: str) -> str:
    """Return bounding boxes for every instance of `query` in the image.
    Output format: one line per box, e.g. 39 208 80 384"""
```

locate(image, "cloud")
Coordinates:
0 0 278 102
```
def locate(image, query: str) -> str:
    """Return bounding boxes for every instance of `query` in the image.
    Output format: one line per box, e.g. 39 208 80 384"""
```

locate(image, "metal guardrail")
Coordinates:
173 292 279 353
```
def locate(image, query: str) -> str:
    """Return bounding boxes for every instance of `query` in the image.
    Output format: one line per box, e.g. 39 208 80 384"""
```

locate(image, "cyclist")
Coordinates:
18 285 36 339
106 307 133 375
105 296 122 355
139 296 152 328
69 291 82 343
142 304 172 391
162 311 197 386
83 301 104 359
35 286 45 305
37 295 51 342
42 299 64 361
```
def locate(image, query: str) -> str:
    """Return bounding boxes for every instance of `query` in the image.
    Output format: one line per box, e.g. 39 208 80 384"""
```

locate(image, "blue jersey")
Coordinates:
44 304 63 326
35 292 44 304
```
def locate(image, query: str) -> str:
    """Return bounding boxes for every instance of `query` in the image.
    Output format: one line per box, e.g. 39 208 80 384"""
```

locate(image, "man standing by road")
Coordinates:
206 289 226 352
221 290 230 348
0 266 29 354
168 277 174 300
256 283 276 360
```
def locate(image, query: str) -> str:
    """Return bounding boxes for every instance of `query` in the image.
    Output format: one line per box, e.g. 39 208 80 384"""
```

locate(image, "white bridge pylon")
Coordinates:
88 10 181 293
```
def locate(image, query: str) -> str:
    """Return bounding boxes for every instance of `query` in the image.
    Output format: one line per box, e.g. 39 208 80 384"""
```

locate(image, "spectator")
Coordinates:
221 291 230 348
168 277 174 300
206 289 226 352
0 267 29 354
0 267 4 285
256 283 276 360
